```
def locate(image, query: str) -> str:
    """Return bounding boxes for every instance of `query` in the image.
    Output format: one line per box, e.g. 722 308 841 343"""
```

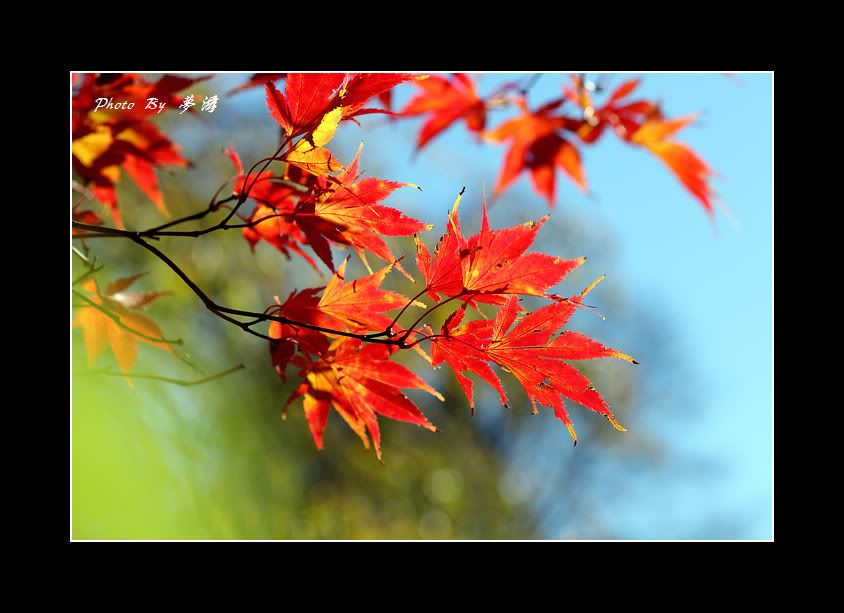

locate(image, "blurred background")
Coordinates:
71 72 773 540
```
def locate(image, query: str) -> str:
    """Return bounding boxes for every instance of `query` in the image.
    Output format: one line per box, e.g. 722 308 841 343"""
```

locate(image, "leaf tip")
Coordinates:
566 423 577 446
608 416 627 432
580 275 605 298
610 350 638 364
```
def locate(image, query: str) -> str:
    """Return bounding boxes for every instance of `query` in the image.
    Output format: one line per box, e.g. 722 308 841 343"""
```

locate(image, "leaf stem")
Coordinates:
72 265 103 286
366 286 431 339
398 291 467 346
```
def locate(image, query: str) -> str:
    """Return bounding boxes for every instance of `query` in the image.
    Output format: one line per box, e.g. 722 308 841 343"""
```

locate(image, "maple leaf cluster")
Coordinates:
267 191 636 458
201 74 636 457
400 74 717 217
416 192 635 446
72 72 643 460
71 73 204 227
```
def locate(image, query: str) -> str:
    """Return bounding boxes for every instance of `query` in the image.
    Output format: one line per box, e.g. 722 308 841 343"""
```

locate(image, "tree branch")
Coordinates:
74 222 465 350
519 73 542 97
71 139 440 352
122 234 402 345
144 194 237 233
71 197 284 240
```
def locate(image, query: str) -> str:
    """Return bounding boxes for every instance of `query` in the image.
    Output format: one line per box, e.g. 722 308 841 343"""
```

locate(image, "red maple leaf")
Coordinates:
223 145 318 268
265 73 424 138
316 258 418 332
563 76 657 143
230 140 428 276
415 190 583 305
292 143 430 278
430 281 635 444
400 73 487 149
267 258 423 378
484 97 586 205
242 203 318 269
564 76 717 215
428 306 508 413
266 74 346 137
338 73 424 119
630 116 717 217
285 338 442 459
268 288 331 381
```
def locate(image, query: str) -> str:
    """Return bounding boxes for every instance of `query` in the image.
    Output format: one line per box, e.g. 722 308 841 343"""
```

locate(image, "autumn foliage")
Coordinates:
72 72 717 460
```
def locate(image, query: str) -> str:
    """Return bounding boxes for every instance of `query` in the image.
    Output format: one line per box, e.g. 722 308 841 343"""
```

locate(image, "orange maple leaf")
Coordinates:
564 76 717 216
631 116 717 217
400 73 486 149
73 275 174 377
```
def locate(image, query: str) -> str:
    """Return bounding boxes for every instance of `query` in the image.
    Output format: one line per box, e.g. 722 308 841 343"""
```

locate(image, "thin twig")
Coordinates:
72 265 103 286
72 245 91 263
121 234 410 346
519 73 542 97
365 285 431 339
220 139 291 226
398 291 467 346
144 195 233 233
75 364 246 387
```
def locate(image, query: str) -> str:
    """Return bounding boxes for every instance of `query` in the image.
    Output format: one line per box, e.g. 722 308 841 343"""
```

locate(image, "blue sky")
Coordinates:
177 72 774 539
